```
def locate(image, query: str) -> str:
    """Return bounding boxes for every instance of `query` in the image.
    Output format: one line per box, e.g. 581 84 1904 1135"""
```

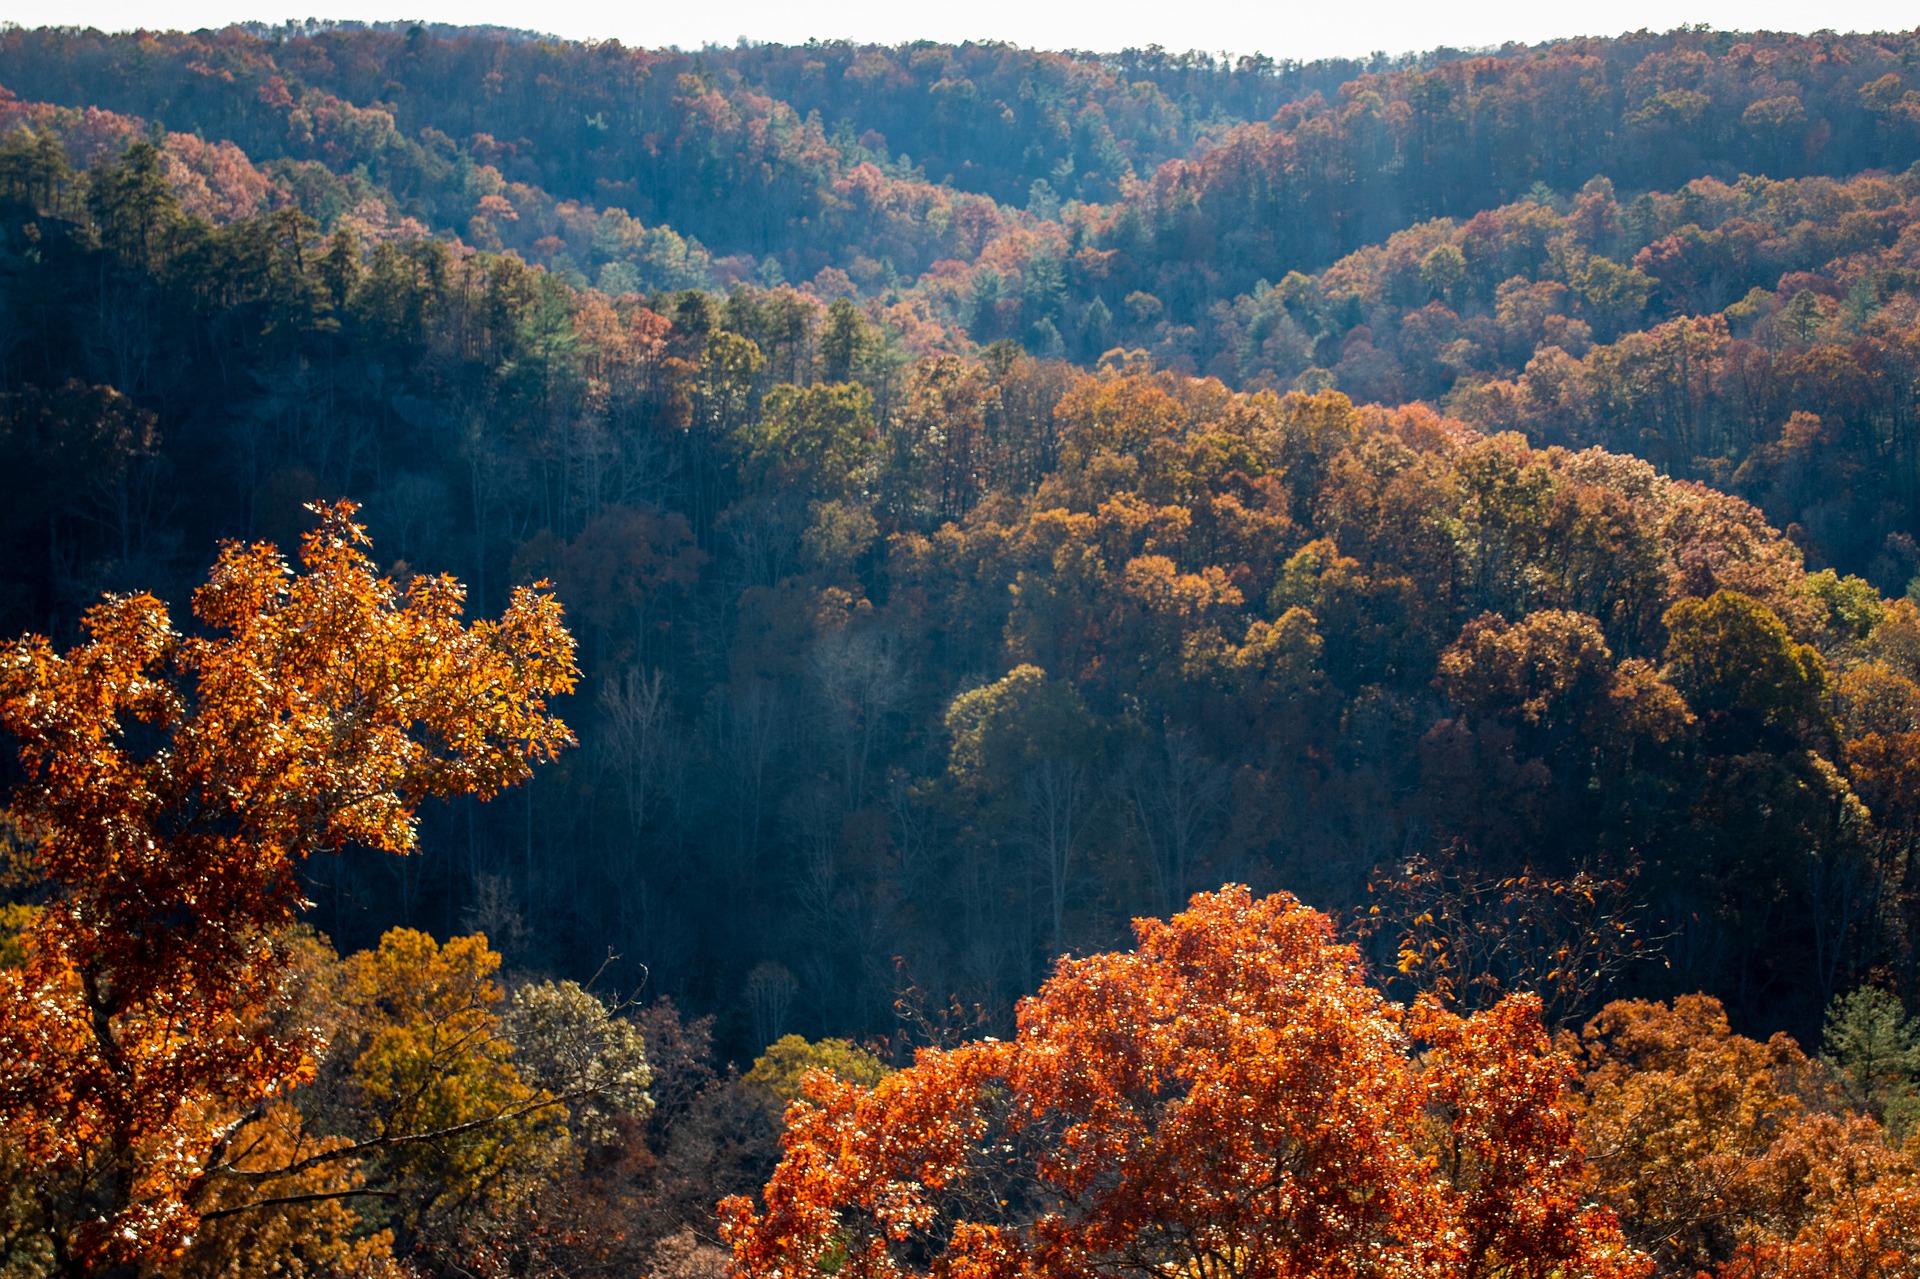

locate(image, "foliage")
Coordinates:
1574 995 1824 1272
5 22 1920 1273
740 1034 890 1107
506 978 655 1145
1663 589 1829 735
1577 994 1920 1278
1362 844 1657 1028
0 145 1908 1039
722 886 1650 1279
1712 1117 1920 1279
0 504 576 1273
164 1101 411 1279
340 929 568 1217
1822 985 1920 1140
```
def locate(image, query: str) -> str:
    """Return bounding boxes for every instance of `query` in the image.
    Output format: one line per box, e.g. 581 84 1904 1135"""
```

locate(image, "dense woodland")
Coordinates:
4 19 1920 1279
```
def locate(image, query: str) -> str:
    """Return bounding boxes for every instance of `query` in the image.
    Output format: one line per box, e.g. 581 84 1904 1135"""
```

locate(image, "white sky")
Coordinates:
1 1 1916 61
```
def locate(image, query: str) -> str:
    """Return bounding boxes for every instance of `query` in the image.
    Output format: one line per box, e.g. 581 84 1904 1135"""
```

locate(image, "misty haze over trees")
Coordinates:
3 19 1920 1278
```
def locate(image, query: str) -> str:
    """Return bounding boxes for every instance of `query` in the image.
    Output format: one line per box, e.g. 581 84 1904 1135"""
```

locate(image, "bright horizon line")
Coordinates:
9 15 1905 56
2 2 1917 66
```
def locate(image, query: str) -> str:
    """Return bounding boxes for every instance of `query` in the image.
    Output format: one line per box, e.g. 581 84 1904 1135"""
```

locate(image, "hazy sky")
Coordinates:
2 0 1916 60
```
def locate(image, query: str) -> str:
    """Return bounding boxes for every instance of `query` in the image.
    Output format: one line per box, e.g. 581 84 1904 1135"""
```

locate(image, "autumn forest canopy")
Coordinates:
4 16 1920 1279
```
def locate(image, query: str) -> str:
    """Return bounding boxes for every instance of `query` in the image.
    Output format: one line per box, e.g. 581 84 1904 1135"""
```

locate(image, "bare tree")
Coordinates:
1121 731 1230 918
810 627 905 805
1024 756 1084 962
720 491 805 589
707 680 783 884
744 962 798 1050
783 780 847 943
598 667 684 891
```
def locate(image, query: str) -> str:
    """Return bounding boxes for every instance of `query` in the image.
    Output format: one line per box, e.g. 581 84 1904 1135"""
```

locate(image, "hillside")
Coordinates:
3 21 1920 1279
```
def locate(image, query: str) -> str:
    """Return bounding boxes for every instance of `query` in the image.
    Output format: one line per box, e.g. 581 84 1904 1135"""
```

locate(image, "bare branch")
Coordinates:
198 1187 399 1222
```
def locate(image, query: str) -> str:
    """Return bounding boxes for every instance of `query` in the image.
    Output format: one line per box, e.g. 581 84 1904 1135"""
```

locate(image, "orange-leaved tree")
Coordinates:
1574 994 1920 1278
0 502 577 1277
721 886 1650 1279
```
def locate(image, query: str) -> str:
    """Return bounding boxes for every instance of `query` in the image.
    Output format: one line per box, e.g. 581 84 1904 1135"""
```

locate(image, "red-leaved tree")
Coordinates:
721 885 1649 1279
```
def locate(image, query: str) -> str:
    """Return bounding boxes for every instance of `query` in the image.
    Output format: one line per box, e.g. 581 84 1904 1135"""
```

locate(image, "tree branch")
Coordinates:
209 1087 592 1184
198 1187 399 1221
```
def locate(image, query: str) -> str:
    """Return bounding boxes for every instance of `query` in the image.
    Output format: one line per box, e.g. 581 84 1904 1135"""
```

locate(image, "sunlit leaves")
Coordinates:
0 501 577 1271
724 886 1649 1279
341 929 564 1211
1577 994 1920 1278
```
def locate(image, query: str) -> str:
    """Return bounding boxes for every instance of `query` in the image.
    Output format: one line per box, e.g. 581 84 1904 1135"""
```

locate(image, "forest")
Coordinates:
2 17 1920 1279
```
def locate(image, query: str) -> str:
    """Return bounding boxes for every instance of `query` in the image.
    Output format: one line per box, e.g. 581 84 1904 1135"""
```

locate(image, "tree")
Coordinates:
1573 995 1825 1273
505 976 655 1146
87 141 180 272
0 380 158 538
0 127 75 215
1822 986 1920 1139
1362 844 1657 1029
319 928 653 1268
1577 995 1920 1279
158 925 656 1279
1712 1115 1920 1279
0 502 578 1276
162 1100 411 1279
944 665 1105 962
820 296 881 384
740 1034 889 1108
1662 590 1828 737
337 929 569 1231
736 381 879 499
722 886 1650 1279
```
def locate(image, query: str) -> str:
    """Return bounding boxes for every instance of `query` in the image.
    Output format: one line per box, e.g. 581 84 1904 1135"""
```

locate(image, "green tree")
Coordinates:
1419 243 1468 304
820 296 883 384
946 665 1105 958
1662 590 1827 736
0 128 74 214
1822 986 1920 1139
737 381 878 498
741 1034 889 1108
945 664 1099 788
87 141 180 272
